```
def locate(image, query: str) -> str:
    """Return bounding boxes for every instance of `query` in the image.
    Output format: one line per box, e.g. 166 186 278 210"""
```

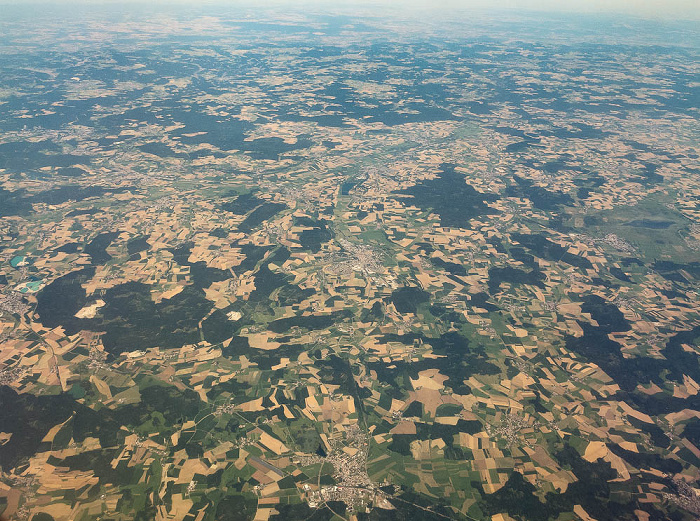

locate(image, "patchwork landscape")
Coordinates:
0 4 699 521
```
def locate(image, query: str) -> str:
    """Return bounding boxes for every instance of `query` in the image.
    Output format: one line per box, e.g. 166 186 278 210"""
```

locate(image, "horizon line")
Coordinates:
0 0 699 21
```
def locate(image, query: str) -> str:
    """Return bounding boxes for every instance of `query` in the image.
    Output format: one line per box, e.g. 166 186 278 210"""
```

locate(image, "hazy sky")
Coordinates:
306 0 699 17
1 0 698 20
323 0 700 20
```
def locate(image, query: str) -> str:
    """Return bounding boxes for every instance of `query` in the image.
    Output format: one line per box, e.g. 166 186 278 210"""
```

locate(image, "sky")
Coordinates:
309 0 698 18
333 0 700 20
0 0 698 20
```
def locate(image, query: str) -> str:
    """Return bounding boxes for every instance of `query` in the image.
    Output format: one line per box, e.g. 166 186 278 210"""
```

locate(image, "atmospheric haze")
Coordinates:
0 0 699 20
